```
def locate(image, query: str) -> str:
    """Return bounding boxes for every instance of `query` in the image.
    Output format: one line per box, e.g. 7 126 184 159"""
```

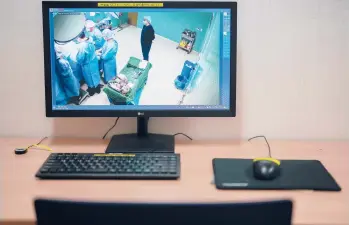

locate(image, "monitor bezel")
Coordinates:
42 1 237 117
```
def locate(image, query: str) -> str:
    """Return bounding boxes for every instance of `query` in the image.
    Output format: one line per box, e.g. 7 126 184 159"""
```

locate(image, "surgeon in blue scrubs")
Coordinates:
85 20 106 74
76 31 101 96
97 29 118 83
55 44 80 105
65 42 84 85
53 68 67 105
85 20 105 50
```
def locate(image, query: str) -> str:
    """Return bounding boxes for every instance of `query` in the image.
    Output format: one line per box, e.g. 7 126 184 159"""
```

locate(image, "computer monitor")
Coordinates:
42 1 237 153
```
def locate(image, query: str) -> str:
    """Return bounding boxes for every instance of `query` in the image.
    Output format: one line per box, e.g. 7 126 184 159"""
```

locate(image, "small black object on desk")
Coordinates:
253 158 281 180
14 148 28 155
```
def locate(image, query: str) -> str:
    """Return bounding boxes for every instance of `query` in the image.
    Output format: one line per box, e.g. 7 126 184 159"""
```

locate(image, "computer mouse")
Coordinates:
253 158 281 180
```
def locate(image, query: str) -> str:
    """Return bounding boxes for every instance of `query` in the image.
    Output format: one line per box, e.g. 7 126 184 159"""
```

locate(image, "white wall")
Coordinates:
183 12 221 106
0 0 348 140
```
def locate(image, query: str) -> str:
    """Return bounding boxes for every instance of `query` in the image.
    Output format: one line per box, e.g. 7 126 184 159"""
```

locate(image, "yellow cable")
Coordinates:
16 137 53 153
17 144 53 152
29 144 53 152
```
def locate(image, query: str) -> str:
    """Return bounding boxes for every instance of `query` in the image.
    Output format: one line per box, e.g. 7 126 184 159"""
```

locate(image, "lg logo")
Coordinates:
138 112 144 116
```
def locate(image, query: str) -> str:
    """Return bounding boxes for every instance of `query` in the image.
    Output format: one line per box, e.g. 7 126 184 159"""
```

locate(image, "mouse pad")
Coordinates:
213 159 341 191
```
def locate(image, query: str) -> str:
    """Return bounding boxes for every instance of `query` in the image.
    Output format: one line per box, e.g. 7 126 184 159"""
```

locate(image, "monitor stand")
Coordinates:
105 117 175 153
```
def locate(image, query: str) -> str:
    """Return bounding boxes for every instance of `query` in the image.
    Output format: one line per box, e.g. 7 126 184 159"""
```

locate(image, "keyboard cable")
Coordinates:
173 133 193 140
102 117 120 139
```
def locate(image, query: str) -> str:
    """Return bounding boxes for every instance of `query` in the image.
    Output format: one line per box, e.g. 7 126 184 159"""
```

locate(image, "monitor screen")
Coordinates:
43 2 236 117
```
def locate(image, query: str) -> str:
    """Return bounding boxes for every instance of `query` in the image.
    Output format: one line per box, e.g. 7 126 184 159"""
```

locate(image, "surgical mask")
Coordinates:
143 20 147 25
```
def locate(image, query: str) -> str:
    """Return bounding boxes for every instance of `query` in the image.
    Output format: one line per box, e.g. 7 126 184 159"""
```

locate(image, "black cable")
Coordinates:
248 135 272 158
26 136 49 149
174 133 193 141
36 137 48 145
102 117 120 139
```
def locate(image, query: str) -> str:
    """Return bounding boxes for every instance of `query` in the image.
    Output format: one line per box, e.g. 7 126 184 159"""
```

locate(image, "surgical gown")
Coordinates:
76 41 100 88
87 27 105 50
101 40 118 83
67 55 83 82
56 56 80 98
53 68 67 105
65 42 83 82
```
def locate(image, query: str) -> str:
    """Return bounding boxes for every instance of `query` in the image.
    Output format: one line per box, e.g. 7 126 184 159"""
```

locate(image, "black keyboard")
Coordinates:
36 153 180 179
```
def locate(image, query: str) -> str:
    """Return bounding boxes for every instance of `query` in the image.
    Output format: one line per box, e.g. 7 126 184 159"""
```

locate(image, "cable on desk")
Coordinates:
38 136 48 144
15 137 53 154
103 117 120 139
28 136 52 151
28 144 53 152
174 133 193 141
248 135 272 158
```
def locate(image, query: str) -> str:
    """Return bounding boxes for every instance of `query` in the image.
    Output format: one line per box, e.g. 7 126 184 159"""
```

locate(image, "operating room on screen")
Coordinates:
53 11 222 106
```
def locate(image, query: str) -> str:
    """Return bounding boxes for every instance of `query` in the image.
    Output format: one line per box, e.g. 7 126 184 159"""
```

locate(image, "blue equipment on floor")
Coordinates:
174 60 196 91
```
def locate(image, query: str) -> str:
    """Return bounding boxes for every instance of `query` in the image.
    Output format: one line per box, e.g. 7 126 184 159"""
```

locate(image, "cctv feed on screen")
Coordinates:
50 8 231 111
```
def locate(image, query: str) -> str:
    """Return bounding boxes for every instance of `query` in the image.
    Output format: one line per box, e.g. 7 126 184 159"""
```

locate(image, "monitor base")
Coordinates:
105 134 175 153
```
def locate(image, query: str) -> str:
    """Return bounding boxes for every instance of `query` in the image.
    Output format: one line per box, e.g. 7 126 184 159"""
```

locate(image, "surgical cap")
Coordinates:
85 20 95 29
102 29 113 39
54 43 64 58
144 16 151 24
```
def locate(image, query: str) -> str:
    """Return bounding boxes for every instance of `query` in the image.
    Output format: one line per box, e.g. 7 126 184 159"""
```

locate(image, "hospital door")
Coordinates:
128 12 138 26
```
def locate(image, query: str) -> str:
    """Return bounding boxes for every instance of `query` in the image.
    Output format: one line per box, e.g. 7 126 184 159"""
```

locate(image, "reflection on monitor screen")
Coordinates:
50 8 231 111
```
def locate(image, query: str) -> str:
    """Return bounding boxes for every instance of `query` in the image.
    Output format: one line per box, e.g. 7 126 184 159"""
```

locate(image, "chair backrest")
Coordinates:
35 199 293 225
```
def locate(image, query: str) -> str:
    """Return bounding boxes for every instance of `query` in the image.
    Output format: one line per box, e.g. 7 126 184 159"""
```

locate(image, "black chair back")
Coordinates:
35 199 293 225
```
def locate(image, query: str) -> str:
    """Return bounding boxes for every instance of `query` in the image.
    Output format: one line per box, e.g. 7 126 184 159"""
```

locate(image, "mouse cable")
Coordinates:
102 117 120 139
248 135 272 158
173 133 193 141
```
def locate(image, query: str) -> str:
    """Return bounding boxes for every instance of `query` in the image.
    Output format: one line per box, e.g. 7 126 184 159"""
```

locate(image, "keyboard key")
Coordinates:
135 169 142 173
49 168 58 173
49 155 57 160
94 168 108 173
40 168 49 173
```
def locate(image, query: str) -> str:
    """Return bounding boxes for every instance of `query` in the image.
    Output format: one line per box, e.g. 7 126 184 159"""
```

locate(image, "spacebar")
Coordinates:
83 169 108 173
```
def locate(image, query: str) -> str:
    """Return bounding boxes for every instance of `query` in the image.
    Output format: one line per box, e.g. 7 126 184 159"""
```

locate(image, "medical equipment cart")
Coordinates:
176 29 196 54
103 57 152 105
